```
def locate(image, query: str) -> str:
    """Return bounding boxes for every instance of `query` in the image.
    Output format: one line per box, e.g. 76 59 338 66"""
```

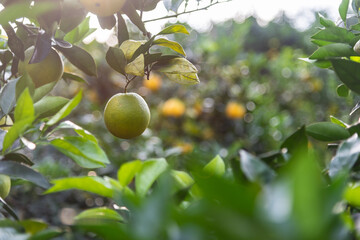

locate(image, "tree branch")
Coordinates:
143 0 232 23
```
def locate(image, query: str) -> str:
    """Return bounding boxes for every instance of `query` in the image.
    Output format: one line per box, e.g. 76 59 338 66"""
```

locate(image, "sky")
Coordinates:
90 0 343 42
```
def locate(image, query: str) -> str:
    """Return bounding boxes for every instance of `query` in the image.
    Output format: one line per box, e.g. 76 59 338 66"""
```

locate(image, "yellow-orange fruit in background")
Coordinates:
162 98 185 118
143 74 162 91
0 174 11 199
79 0 125 17
18 46 64 88
104 93 150 139
225 101 246 119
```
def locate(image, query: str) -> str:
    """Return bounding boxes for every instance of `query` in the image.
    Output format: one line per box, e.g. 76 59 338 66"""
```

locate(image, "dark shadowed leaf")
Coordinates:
3 152 34 166
116 13 129 45
0 77 20 114
331 59 360 95
57 46 97 76
29 33 51 64
106 47 126 75
97 15 116 30
122 1 148 35
0 161 50 188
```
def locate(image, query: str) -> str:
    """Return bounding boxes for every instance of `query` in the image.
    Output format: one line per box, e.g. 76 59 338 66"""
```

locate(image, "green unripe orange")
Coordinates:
79 0 126 17
0 174 11 199
18 46 64 88
344 183 360 207
104 93 150 139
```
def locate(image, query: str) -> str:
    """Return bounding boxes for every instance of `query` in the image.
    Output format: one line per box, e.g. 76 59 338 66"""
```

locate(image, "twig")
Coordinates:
124 75 137 93
143 0 231 23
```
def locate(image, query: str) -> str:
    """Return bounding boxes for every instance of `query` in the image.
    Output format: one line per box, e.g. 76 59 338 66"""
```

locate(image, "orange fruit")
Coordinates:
79 0 126 17
225 101 246 119
161 98 185 118
0 174 11 199
104 92 150 139
18 46 64 88
143 74 162 91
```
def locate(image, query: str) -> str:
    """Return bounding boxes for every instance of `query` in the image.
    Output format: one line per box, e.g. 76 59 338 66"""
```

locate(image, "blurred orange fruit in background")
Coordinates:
143 74 162 91
162 98 186 118
225 101 246 119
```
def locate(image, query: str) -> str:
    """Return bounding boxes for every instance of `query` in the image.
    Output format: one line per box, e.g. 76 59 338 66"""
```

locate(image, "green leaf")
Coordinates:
45 176 115 198
3 152 34 166
62 72 87 83
318 13 336 28
122 1 148 35
157 24 189 35
281 126 308 155
58 46 97 76
330 115 348 128
153 38 186 56
0 77 19 115
106 47 126 75
135 158 168 196
239 150 276 183
118 160 143 187
154 57 199 85
75 207 123 222
171 170 194 190
33 81 57 103
339 0 350 24
0 161 50 188
331 59 360 95
46 90 82 126
3 88 34 152
34 96 69 119
15 74 35 100
74 219 124 240
203 155 225 177
28 229 62 240
19 219 47 235
3 119 32 153
306 122 350 141
54 120 98 143
309 43 354 60
311 27 354 44
336 84 350 97
51 136 109 168
124 54 145 76
64 17 96 44
116 13 129 45
119 40 146 61
329 134 360 178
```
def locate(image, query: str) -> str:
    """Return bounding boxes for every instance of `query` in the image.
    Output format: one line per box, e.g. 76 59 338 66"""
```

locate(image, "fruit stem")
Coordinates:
124 75 137 93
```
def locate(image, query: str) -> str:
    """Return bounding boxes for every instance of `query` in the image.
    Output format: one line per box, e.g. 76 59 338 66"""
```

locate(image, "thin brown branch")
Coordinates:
143 0 232 23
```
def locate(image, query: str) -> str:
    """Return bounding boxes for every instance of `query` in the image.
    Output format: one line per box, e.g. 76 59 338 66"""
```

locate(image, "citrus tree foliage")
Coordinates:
2 0 360 240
